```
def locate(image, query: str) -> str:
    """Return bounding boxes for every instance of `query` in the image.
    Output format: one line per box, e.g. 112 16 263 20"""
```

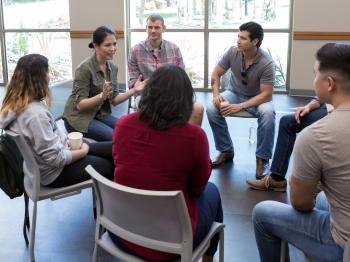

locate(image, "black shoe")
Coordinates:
212 148 234 168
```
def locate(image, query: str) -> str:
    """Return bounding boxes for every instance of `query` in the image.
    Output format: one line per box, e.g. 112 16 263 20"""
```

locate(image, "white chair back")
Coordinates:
86 165 193 260
5 129 96 262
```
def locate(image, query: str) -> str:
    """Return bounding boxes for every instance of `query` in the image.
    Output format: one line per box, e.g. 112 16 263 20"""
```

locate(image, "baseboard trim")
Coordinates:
49 80 127 92
49 79 73 88
118 83 126 92
289 89 316 97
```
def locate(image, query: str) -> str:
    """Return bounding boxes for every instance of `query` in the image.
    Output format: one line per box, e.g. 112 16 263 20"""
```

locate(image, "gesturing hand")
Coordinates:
134 75 148 94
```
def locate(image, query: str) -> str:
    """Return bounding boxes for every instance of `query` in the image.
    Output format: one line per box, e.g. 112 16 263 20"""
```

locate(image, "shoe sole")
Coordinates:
246 181 286 192
212 157 234 168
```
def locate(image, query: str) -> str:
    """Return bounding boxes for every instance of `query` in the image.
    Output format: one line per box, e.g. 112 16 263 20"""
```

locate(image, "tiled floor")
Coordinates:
0 84 312 262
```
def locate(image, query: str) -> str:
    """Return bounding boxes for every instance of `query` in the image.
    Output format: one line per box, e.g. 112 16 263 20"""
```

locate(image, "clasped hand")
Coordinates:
102 81 113 100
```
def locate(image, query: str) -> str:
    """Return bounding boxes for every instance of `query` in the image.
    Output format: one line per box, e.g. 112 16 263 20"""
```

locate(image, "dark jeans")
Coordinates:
270 107 328 178
47 141 114 188
109 182 223 261
64 115 118 142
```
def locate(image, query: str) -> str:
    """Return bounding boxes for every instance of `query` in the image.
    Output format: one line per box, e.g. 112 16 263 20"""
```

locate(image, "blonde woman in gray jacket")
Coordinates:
0 54 114 187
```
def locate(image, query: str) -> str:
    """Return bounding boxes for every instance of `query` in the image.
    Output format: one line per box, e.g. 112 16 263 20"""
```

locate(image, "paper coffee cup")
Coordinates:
67 132 83 150
220 101 229 107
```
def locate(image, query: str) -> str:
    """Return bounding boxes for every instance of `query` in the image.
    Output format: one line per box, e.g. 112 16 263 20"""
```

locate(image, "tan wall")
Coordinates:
69 0 126 84
290 0 350 95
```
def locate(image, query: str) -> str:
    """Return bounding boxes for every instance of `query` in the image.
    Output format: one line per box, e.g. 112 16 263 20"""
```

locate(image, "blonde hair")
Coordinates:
1 54 52 117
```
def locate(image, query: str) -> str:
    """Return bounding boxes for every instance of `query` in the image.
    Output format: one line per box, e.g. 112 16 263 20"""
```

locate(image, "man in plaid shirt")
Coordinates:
128 14 204 126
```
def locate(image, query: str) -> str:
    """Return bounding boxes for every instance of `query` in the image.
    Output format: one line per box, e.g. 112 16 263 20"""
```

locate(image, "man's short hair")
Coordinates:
316 43 350 79
146 14 164 26
239 21 264 48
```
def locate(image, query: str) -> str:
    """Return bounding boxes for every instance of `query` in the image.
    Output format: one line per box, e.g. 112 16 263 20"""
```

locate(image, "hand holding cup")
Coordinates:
67 132 83 150
220 101 229 109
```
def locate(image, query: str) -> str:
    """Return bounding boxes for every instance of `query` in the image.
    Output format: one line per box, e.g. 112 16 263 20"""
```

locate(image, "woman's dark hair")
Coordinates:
316 43 350 79
239 21 264 48
138 65 194 130
88 26 116 48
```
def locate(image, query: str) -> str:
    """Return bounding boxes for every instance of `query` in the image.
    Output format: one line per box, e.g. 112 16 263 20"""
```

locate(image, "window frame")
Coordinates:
125 0 294 93
0 0 71 86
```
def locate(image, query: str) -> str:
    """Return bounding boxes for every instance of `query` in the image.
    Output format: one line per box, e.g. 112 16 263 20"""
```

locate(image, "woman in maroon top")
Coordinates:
111 65 223 262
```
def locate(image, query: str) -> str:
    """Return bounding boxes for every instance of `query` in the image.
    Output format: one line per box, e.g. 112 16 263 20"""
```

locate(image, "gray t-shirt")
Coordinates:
293 107 350 249
218 46 275 96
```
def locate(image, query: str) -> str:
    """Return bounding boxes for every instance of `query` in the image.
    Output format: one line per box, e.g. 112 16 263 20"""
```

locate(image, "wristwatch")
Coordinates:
241 102 247 109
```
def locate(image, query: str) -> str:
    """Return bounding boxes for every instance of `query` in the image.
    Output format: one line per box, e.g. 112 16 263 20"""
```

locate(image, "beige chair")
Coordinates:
86 164 225 262
5 129 95 262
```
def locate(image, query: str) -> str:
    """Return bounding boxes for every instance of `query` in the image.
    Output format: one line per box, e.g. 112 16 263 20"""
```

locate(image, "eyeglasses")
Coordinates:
241 71 247 85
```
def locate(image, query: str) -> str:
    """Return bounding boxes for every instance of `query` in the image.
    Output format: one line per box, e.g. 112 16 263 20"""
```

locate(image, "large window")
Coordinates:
0 0 71 86
127 0 292 92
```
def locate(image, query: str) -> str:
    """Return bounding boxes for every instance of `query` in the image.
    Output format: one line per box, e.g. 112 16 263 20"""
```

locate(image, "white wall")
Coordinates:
69 0 126 85
290 0 350 95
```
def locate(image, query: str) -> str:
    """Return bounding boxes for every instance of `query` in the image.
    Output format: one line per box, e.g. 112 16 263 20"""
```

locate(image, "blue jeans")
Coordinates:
252 192 344 262
64 115 118 141
109 182 223 261
193 182 224 256
270 106 328 177
206 90 275 159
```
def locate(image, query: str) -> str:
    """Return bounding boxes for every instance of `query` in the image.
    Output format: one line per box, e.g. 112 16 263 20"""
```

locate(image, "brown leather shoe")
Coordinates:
212 148 234 168
246 175 287 192
256 157 269 179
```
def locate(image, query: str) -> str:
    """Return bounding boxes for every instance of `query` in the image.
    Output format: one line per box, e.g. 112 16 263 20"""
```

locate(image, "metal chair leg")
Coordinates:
219 229 224 262
30 202 38 262
93 242 99 262
92 187 96 219
23 193 29 245
280 240 287 262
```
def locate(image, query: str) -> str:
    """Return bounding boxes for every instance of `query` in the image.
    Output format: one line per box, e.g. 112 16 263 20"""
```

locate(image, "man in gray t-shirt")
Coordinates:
206 21 275 179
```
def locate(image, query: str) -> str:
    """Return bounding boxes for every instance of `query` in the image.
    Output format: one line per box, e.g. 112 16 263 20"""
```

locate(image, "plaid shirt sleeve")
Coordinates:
175 46 185 70
128 48 140 88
